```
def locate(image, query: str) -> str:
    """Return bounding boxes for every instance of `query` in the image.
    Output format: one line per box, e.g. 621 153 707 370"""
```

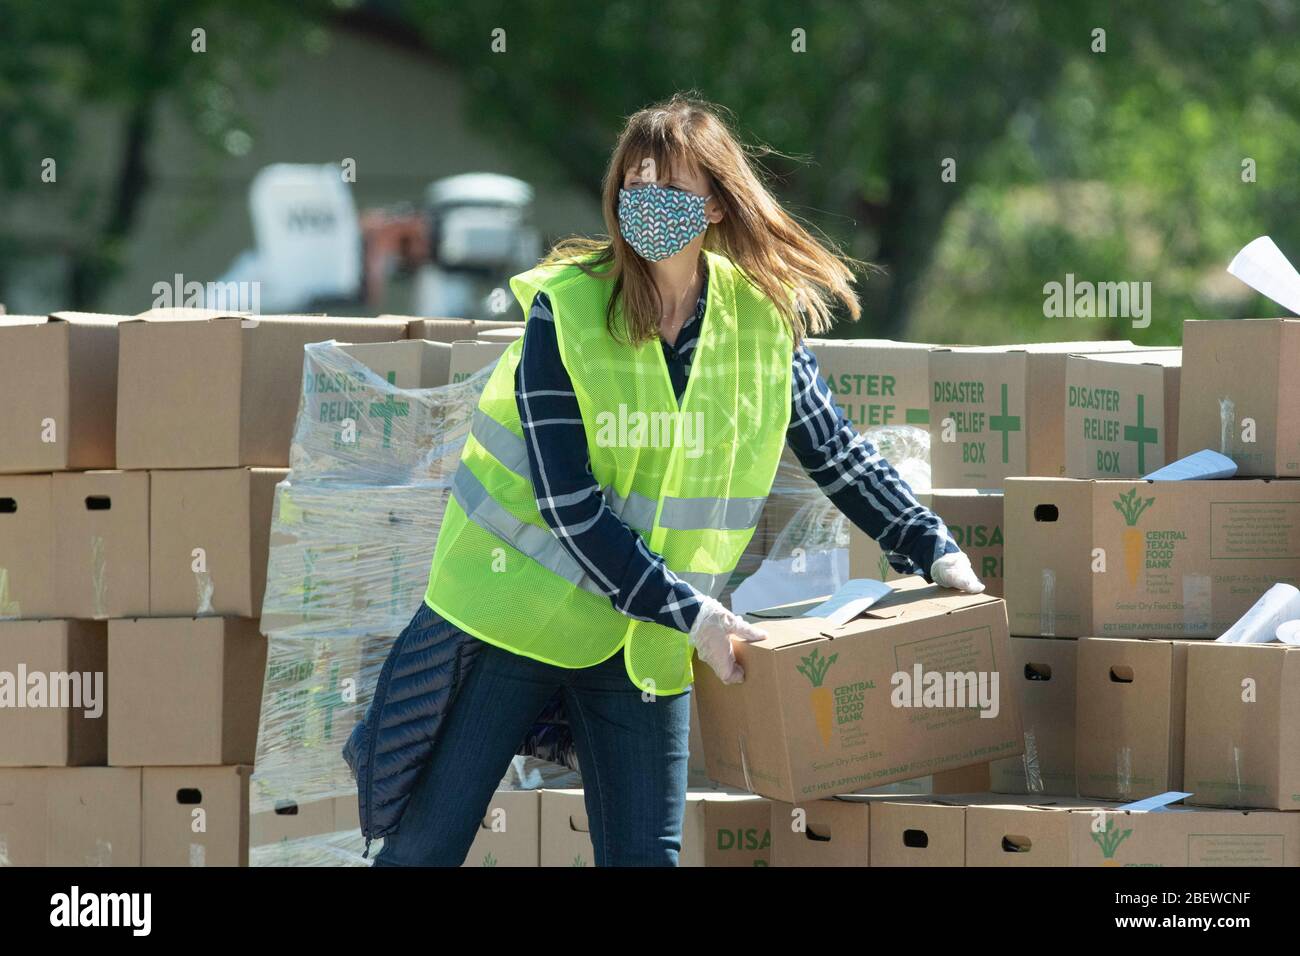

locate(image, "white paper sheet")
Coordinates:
803 578 894 627
1227 236 1300 316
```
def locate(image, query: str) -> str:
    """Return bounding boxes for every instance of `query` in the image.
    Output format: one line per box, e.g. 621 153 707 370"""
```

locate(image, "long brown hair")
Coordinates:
543 93 865 344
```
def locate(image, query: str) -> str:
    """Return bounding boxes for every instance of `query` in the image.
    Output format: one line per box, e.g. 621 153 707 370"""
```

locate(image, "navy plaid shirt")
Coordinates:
514 279 958 634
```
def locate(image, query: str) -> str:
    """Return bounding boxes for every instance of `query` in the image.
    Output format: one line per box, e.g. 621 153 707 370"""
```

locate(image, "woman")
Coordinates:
350 94 984 867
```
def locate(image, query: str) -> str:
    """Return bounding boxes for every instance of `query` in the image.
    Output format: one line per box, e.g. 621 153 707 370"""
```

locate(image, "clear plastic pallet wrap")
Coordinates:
289 340 487 485
259 479 447 641
727 425 931 612
254 342 494 819
251 828 373 868
252 632 391 817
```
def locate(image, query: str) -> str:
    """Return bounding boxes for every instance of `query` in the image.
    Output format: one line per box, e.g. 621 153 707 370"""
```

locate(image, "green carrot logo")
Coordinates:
877 552 891 581
571 854 587 867
481 852 497 867
797 648 838 746
1113 488 1155 585
1090 818 1133 865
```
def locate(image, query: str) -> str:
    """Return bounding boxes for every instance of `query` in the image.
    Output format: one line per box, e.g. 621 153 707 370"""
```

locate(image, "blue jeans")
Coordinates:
372 611 692 867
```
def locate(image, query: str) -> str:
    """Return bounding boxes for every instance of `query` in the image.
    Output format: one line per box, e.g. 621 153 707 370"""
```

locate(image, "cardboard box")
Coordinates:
116 311 406 469
969 799 1300 866
1075 638 1188 800
301 341 455 470
0 769 48 866
339 339 452 389
46 766 141 866
848 500 929 584
770 794 872 866
478 327 525 343
0 474 54 618
149 468 285 618
854 762 991 797
260 481 443 637
462 789 541 867
845 489 1009 597
1069 806 1300 866
536 788 769 866
804 338 934 430
929 341 1139 489
1178 319 1300 477
249 796 337 846
0 620 106 766
396 317 523 343
0 313 122 473
687 693 716 788
142 765 251 866
964 798 1106 867
449 339 515 384
931 763 991 793
539 789 594 867
52 471 150 619
1065 350 1181 479
681 791 772 867
989 637 1078 795
1184 643 1300 810
1004 478 1300 638
107 617 267 766
869 797 968 866
696 577 1024 803
333 793 359 831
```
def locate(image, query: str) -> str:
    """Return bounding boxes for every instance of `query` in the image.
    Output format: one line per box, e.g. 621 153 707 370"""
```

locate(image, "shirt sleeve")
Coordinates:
514 291 705 634
784 341 960 578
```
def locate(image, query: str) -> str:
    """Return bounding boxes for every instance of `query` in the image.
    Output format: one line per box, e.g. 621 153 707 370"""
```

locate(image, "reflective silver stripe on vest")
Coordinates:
470 410 762 534
471 409 531 478
452 465 729 599
606 487 658 532
472 411 660 530
680 570 729 599
659 495 766 532
451 461 595 592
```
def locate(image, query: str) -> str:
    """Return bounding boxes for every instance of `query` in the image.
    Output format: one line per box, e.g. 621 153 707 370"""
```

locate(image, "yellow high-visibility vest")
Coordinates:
424 250 793 695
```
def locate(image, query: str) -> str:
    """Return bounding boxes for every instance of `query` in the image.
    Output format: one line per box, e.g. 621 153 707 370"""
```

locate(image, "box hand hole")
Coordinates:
902 828 929 849
1001 834 1032 853
805 825 832 843
1024 662 1053 681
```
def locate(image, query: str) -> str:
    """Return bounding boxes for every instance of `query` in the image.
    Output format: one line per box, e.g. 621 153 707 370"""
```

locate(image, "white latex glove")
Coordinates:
930 551 986 594
689 596 769 685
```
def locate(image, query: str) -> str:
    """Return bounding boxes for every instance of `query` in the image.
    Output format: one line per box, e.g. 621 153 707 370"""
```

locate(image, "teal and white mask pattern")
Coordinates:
617 183 711 261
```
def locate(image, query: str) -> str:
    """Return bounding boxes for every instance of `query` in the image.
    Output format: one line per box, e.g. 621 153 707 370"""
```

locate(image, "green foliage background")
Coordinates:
2 0 1297 342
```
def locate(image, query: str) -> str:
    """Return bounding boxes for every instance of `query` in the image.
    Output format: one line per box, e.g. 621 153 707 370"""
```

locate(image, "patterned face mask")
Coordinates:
617 183 712 262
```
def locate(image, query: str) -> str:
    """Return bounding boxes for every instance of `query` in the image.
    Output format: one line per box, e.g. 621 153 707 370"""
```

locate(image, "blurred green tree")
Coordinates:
0 0 309 307
3 0 1297 336
387 0 1300 341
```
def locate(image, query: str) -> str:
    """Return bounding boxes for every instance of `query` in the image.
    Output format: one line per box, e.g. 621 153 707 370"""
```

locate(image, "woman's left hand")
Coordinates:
930 552 986 594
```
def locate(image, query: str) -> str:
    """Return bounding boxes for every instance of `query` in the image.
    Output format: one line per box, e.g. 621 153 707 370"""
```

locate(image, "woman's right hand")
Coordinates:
689 596 768 684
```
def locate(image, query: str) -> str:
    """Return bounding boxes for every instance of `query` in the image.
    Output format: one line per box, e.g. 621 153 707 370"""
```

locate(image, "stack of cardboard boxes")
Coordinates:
1000 320 1300 824
689 322 1298 866
249 318 527 862
6 302 1297 867
0 309 413 866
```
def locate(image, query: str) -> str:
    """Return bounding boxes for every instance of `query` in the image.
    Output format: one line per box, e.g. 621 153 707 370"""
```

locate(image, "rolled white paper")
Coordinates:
1215 583 1300 643
1273 619 1300 645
